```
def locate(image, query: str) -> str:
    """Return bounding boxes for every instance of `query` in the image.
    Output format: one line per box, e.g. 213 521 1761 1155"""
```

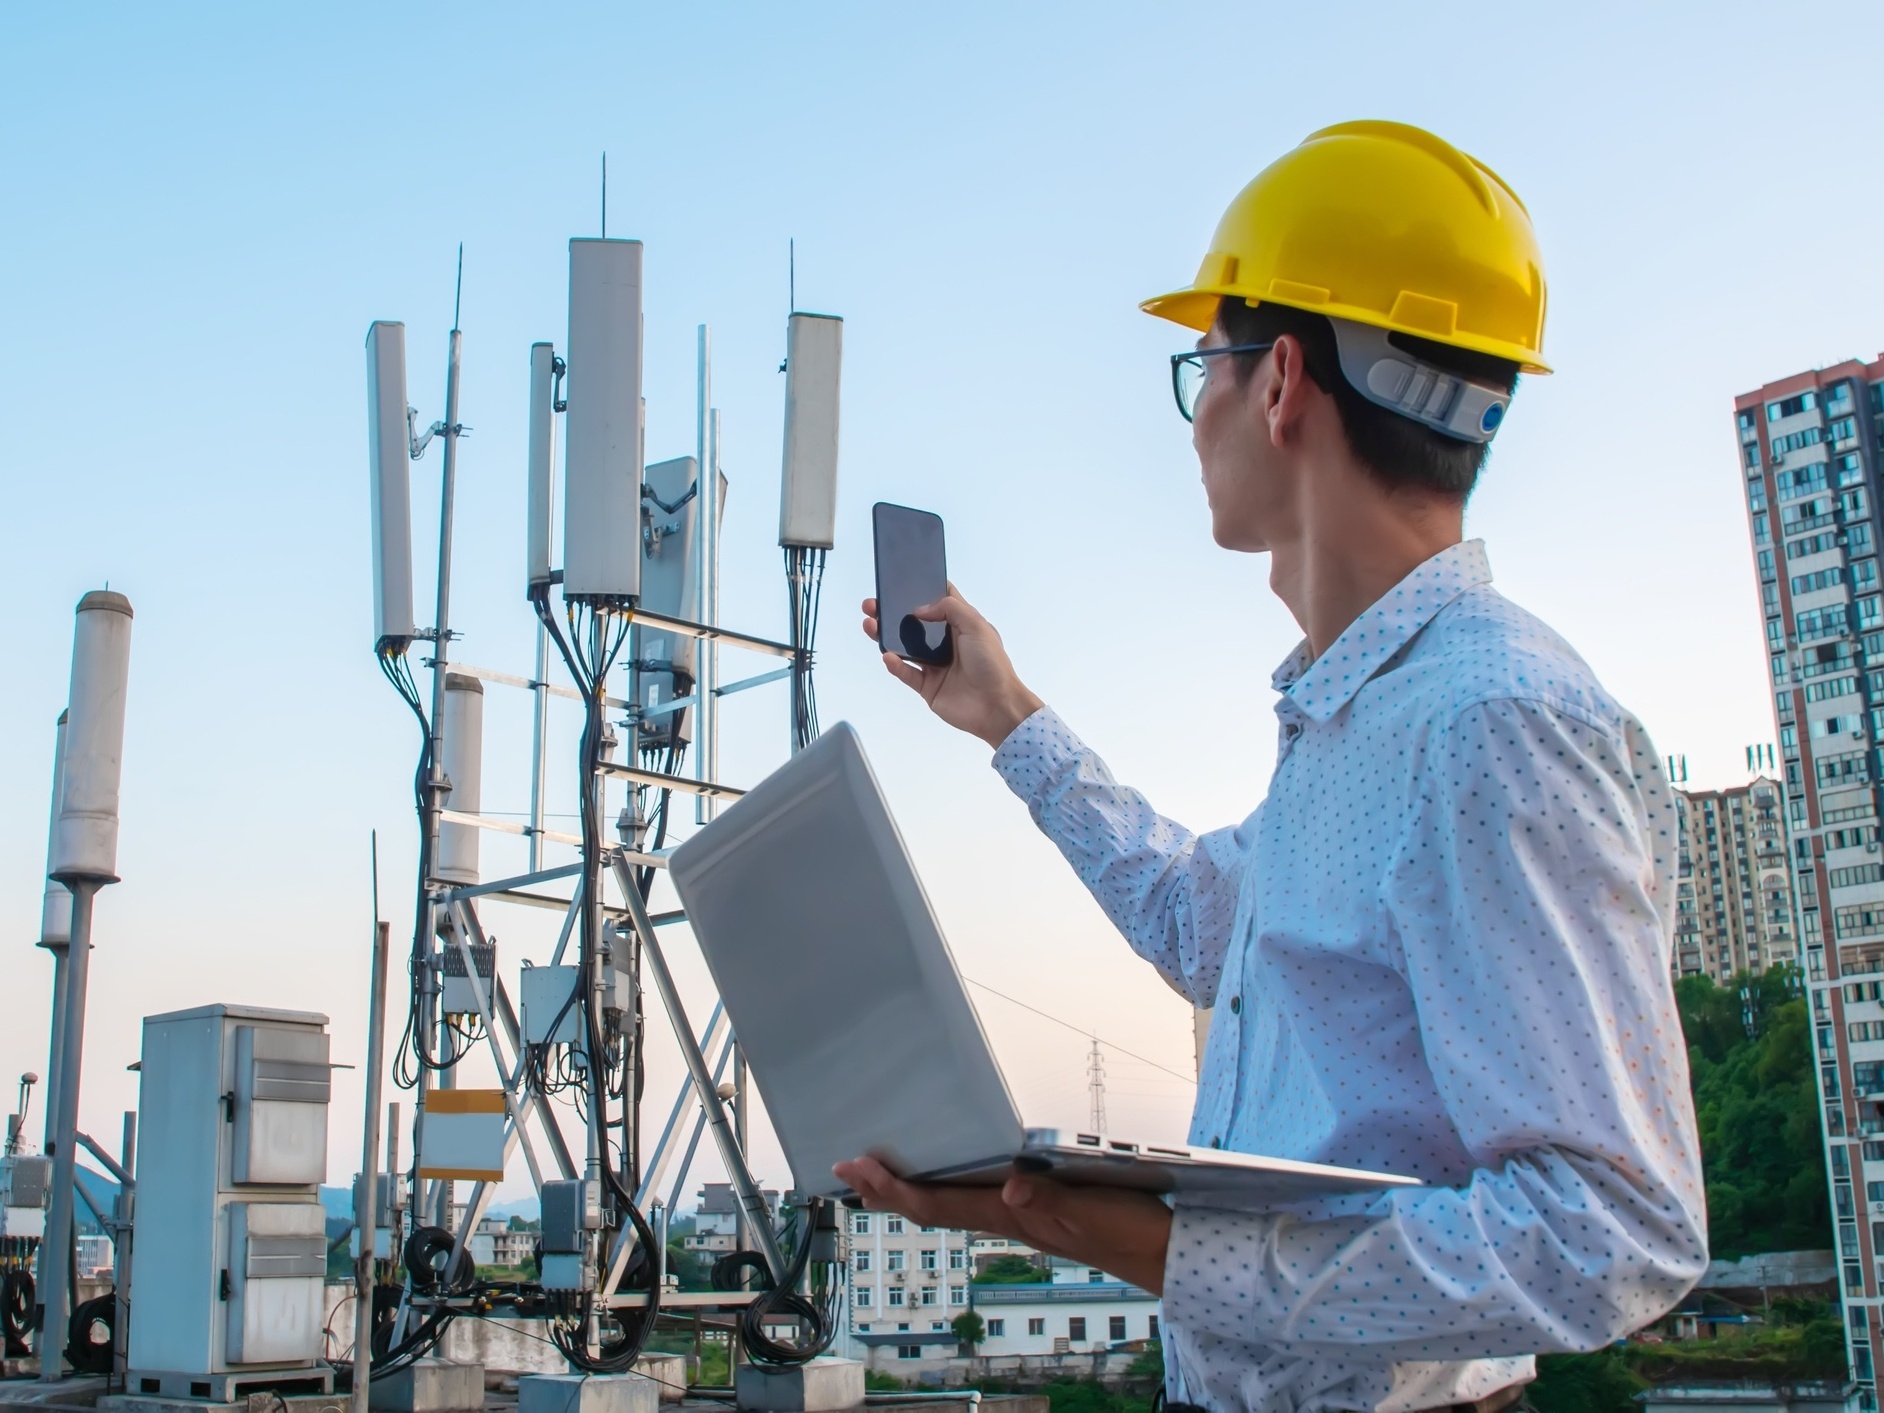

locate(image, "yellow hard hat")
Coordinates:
1142 120 1550 374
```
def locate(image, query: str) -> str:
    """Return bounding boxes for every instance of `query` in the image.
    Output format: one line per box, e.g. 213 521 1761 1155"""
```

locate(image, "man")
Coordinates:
834 121 1707 1413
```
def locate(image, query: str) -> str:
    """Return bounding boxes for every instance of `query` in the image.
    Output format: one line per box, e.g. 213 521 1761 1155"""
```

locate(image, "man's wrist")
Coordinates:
985 689 1045 750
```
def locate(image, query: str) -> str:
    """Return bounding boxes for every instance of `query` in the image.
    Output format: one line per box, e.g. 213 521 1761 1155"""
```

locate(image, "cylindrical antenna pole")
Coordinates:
529 621 550 872
417 301 466 1226
38 712 71 1202
352 919 392 1413
42 589 133 1383
694 326 715 824
707 407 723 799
40 881 97 1380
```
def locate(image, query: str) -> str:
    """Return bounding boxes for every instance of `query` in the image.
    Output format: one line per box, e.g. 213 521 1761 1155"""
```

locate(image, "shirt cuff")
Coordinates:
1159 1201 1283 1347
990 705 1086 807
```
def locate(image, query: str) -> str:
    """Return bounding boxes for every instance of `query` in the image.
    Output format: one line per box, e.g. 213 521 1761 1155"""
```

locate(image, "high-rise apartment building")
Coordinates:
1735 359 1884 1406
1671 777 1799 982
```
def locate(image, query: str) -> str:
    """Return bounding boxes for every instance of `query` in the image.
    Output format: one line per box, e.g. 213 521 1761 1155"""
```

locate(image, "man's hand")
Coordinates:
833 1156 1172 1295
862 585 1044 750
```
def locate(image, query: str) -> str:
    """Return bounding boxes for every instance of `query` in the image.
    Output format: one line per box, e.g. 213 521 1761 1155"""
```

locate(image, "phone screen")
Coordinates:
872 503 952 665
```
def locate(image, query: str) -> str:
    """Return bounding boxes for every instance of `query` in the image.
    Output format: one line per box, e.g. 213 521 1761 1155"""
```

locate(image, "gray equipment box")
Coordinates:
127 1003 333 1399
520 965 581 1046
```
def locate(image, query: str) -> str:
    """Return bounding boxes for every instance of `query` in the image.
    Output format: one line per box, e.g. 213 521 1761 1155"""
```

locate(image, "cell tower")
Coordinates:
1087 1037 1108 1134
356 232 846 1388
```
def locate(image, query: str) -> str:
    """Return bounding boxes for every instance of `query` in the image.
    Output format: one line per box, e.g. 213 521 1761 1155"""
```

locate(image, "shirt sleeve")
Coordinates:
991 706 1245 1008
1160 697 1708 1360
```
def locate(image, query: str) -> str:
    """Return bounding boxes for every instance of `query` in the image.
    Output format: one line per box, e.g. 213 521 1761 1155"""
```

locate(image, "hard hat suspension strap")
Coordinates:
1329 318 1510 445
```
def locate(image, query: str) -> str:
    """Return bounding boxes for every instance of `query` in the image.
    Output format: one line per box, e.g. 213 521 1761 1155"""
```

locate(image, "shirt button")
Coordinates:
1211 1137 1222 1149
1284 724 1302 740
1230 996 1242 1014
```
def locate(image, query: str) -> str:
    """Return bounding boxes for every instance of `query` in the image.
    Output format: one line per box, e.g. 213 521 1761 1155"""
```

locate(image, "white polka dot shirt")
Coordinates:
991 540 1707 1413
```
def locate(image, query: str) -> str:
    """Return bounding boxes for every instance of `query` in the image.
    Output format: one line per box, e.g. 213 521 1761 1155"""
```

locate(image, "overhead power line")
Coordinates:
961 976 1195 1085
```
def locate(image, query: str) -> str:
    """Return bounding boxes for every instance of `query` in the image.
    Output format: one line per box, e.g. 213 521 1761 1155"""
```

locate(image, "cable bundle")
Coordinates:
716 1199 841 1366
529 586 663 1372
376 643 474 1091
785 547 825 751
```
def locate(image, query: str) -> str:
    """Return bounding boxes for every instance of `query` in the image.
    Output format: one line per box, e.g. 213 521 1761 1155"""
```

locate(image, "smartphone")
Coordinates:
872 502 952 666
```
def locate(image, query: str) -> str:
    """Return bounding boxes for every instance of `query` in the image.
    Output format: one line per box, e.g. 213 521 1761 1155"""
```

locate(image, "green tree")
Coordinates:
1526 1348 1644 1413
1673 968 1826 1258
973 1254 1045 1284
952 1311 986 1349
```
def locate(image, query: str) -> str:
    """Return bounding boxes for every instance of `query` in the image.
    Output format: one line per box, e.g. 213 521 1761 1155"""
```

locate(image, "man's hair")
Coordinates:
1215 298 1520 500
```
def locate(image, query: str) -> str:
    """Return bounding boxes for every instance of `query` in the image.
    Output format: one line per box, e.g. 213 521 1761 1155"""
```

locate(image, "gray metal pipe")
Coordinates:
39 880 97 1381
352 919 392 1413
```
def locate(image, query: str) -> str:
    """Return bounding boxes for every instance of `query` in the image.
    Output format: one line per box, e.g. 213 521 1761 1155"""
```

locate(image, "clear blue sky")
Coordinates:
4 2 1880 1198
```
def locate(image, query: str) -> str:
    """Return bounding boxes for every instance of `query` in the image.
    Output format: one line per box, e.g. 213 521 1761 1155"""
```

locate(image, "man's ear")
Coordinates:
1264 334 1316 446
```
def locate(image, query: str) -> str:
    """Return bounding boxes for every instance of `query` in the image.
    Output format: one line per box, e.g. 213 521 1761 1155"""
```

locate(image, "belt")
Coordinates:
1163 1381 1529 1413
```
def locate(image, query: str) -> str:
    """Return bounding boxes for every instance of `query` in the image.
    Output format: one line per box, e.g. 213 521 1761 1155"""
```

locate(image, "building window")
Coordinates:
1028 1318 1046 1336
948 1250 965 1270
1847 1261 1865 1293
855 1286 874 1307
932 1322 945 1332
1089 1269 1105 1283
1069 1318 1087 1342
987 1318 1005 1336
888 1289 905 1307
949 1285 966 1305
1109 1316 1127 1341
897 1345 922 1360
1864 1142 1884 1161
856 1251 872 1273
1769 390 1818 422
920 1250 937 1271
853 1213 871 1236
888 1251 905 1271
886 1217 904 1235
1149 1315 1160 1339
920 1287 937 1306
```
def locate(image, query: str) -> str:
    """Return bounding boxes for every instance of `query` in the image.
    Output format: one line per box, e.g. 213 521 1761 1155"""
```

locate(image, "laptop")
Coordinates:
667 722 1416 1207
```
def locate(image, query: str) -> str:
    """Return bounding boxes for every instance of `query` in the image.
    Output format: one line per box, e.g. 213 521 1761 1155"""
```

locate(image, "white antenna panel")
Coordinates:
778 312 842 549
366 321 416 645
526 341 558 592
563 239 644 601
633 456 702 749
436 673 484 886
50 591 133 884
40 709 71 944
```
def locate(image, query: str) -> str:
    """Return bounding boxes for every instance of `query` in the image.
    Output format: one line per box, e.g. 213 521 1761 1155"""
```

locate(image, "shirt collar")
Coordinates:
1271 539 1493 722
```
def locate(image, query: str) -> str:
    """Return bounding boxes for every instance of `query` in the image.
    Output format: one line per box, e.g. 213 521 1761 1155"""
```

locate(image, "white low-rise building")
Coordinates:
686 1183 782 1257
970 1257 1160 1356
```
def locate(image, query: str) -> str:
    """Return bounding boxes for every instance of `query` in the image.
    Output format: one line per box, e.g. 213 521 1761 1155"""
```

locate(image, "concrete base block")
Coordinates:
102 1393 343 1413
631 1353 686 1403
0 1378 108 1407
735 1358 865 1413
369 1359 486 1413
517 1373 660 1413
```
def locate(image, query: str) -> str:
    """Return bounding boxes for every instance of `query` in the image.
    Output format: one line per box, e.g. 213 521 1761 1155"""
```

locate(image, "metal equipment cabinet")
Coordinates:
127 1004 333 1399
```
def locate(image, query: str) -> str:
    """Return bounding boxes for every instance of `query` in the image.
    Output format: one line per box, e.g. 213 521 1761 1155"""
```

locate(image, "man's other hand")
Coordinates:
833 1155 1172 1296
861 585 1044 750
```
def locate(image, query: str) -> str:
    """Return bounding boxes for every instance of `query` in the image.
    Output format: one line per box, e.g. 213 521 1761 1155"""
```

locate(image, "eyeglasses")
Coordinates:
1169 342 1278 422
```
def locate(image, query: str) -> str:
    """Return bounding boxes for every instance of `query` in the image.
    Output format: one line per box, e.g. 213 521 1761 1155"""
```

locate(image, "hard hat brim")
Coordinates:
1140 287 1553 376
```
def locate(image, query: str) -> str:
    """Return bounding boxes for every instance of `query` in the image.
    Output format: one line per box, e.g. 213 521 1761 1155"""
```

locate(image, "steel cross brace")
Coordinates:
609 854 786 1283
